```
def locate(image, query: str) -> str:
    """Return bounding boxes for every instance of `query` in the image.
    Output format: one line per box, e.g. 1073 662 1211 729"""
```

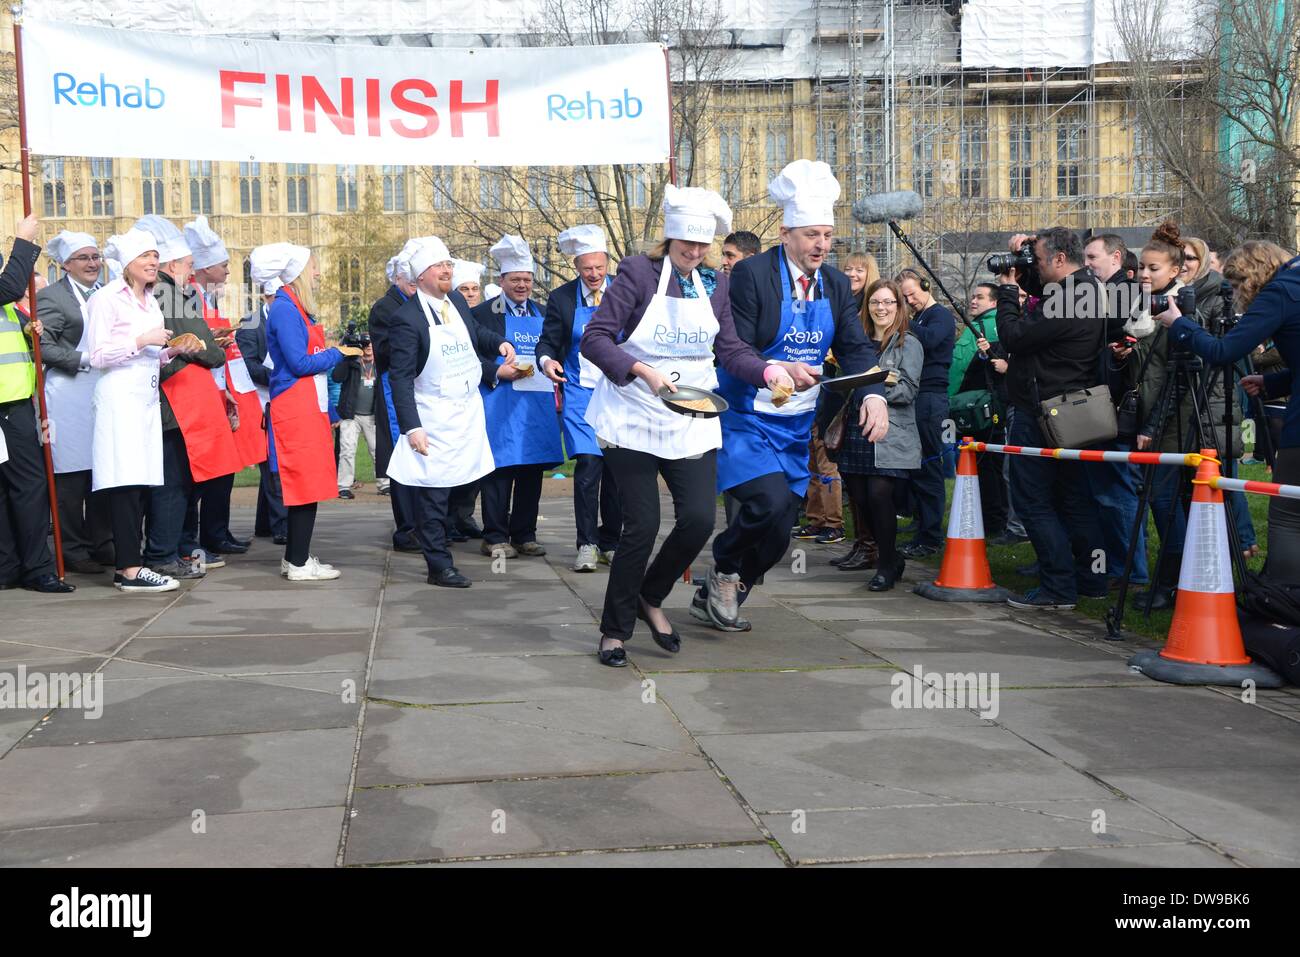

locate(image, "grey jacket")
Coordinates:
36 275 95 374
863 331 924 470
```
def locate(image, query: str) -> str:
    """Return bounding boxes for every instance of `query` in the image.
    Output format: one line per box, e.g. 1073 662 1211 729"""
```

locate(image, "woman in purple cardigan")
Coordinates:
581 185 796 667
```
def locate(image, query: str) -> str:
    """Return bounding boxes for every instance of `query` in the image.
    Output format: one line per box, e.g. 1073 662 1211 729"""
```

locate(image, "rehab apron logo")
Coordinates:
53 72 165 109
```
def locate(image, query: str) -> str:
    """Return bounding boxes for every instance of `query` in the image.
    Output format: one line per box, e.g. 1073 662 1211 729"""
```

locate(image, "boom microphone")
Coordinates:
852 190 923 225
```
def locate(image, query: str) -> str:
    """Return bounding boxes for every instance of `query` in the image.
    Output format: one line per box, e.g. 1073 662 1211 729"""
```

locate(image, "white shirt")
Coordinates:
785 255 819 302
416 288 453 326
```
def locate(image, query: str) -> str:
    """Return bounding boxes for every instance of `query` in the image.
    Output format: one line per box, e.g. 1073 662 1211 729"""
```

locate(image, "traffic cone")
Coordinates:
1129 450 1282 687
914 439 1011 603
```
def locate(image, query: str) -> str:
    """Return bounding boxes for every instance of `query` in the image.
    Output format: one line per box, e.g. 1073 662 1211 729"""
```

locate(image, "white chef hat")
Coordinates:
385 238 424 284
45 230 98 265
768 159 841 229
409 237 454 280
183 216 229 269
490 234 534 275
662 185 732 242
452 259 485 290
132 214 192 264
250 242 311 295
557 224 608 258
484 282 502 301
103 228 159 277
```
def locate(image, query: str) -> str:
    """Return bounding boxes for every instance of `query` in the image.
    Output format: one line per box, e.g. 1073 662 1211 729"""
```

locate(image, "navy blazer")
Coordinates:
235 302 271 388
538 277 582 371
387 289 504 435
470 294 543 389
368 284 409 375
728 246 884 406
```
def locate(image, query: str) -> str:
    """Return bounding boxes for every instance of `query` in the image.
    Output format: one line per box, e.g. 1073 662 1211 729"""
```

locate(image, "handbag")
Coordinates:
823 402 848 453
1032 309 1117 448
951 388 1003 438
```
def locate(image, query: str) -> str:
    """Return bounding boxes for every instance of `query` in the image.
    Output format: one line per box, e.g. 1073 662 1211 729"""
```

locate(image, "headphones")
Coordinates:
899 269 930 292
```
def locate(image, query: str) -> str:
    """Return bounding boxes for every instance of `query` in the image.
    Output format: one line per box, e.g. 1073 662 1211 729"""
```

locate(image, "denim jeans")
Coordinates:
1081 441 1149 586
1007 410 1106 601
911 390 949 547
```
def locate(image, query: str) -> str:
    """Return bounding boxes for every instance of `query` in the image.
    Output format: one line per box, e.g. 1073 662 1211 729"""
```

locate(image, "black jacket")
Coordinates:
331 356 375 420
910 301 956 394
235 302 271 389
538 277 608 372
368 284 409 375
997 266 1106 413
0 238 38 307
471 294 543 389
387 291 504 436
154 273 225 432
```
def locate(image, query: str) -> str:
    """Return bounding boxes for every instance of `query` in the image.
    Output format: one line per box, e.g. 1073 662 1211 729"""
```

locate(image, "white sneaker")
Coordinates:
115 568 180 593
706 565 744 628
284 556 342 581
573 544 599 572
280 555 337 576
599 549 615 566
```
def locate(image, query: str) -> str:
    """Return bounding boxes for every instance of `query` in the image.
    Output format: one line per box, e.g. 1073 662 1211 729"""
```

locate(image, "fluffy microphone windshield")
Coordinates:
852 190 923 225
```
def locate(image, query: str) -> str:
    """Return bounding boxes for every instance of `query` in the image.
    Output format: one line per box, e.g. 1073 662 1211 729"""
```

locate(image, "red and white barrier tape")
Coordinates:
963 442 1213 469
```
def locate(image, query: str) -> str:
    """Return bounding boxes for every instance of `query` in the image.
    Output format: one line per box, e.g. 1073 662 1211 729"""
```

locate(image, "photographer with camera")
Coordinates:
1155 240 1300 583
333 328 383 500
995 227 1107 610
1112 223 1248 608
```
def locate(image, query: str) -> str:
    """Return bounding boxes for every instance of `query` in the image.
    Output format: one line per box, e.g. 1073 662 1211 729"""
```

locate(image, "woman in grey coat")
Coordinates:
834 278 923 591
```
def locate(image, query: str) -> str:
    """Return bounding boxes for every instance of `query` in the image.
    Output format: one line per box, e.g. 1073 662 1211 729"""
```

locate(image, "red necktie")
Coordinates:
799 275 813 301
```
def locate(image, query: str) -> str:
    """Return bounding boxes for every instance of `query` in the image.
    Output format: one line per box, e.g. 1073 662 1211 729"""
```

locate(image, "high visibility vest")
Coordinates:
0 303 36 403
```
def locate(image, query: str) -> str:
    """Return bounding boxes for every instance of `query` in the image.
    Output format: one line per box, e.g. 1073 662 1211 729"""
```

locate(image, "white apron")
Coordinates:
385 301 495 488
43 282 103 474
585 263 721 458
91 345 164 491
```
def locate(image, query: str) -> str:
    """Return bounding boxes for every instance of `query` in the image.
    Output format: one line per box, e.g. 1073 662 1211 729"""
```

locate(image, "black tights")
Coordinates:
844 473 898 571
285 503 318 566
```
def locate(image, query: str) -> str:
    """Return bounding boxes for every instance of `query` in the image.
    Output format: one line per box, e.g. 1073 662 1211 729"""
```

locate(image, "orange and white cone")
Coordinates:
1129 450 1282 687
915 439 1011 603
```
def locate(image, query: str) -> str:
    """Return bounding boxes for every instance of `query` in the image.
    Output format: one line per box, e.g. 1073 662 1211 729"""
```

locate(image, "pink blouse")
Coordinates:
85 278 171 369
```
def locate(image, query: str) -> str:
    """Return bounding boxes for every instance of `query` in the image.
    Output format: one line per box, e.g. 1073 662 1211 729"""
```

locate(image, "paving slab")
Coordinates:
633 615 882 673
345 769 761 864
816 842 1235 868
697 727 1114 811
140 589 379 637
991 686 1300 771
116 633 372 675
417 845 783 867
0 728 356 828
20 675 357 746
653 667 985 735
0 807 344 867
373 624 592 659
356 696 704 785
763 798 1190 863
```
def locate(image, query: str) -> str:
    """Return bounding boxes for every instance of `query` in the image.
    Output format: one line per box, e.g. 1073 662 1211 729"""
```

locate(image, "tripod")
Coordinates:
1105 321 1254 638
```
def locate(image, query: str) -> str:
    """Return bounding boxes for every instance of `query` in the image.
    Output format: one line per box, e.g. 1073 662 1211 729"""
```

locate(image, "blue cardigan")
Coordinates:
1168 258 1300 449
266 288 343 402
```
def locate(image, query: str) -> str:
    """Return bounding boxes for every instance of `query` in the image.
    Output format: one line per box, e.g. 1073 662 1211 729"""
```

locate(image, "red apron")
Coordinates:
159 295 243 483
190 279 267 469
268 290 337 506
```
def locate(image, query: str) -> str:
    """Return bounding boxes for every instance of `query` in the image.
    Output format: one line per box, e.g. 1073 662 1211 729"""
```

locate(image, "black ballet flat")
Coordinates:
637 596 681 654
597 639 628 668
867 571 896 592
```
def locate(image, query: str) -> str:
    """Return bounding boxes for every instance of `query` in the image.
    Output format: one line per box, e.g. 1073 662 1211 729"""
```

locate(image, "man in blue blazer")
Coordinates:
701 160 889 632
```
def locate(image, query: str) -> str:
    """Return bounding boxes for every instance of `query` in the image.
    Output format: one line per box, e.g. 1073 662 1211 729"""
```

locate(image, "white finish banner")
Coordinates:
18 21 672 166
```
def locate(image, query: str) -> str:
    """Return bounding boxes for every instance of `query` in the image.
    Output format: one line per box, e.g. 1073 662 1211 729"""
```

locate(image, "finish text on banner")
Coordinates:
19 21 671 166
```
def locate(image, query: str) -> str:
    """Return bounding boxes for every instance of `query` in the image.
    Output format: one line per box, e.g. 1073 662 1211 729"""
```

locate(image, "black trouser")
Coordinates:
911 390 948 547
572 453 621 551
976 432 1008 536
255 460 287 538
389 479 419 548
449 480 481 533
412 485 454 574
481 464 545 545
374 378 394 479
183 472 235 554
1267 447 1300 583
0 397 56 585
712 471 800 594
144 429 193 566
284 502 317 567
105 485 146 571
600 447 716 641
844 473 901 573
55 469 113 564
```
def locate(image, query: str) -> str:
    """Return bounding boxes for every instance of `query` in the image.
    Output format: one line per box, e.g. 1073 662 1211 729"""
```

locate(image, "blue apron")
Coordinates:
716 267 835 496
481 297 564 468
559 281 606 458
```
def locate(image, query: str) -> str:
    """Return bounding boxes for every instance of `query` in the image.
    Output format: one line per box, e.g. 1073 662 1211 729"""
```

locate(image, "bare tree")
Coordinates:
0 50 22 175
322 178 403 331
1114 0 1300 248
417 0 740 296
